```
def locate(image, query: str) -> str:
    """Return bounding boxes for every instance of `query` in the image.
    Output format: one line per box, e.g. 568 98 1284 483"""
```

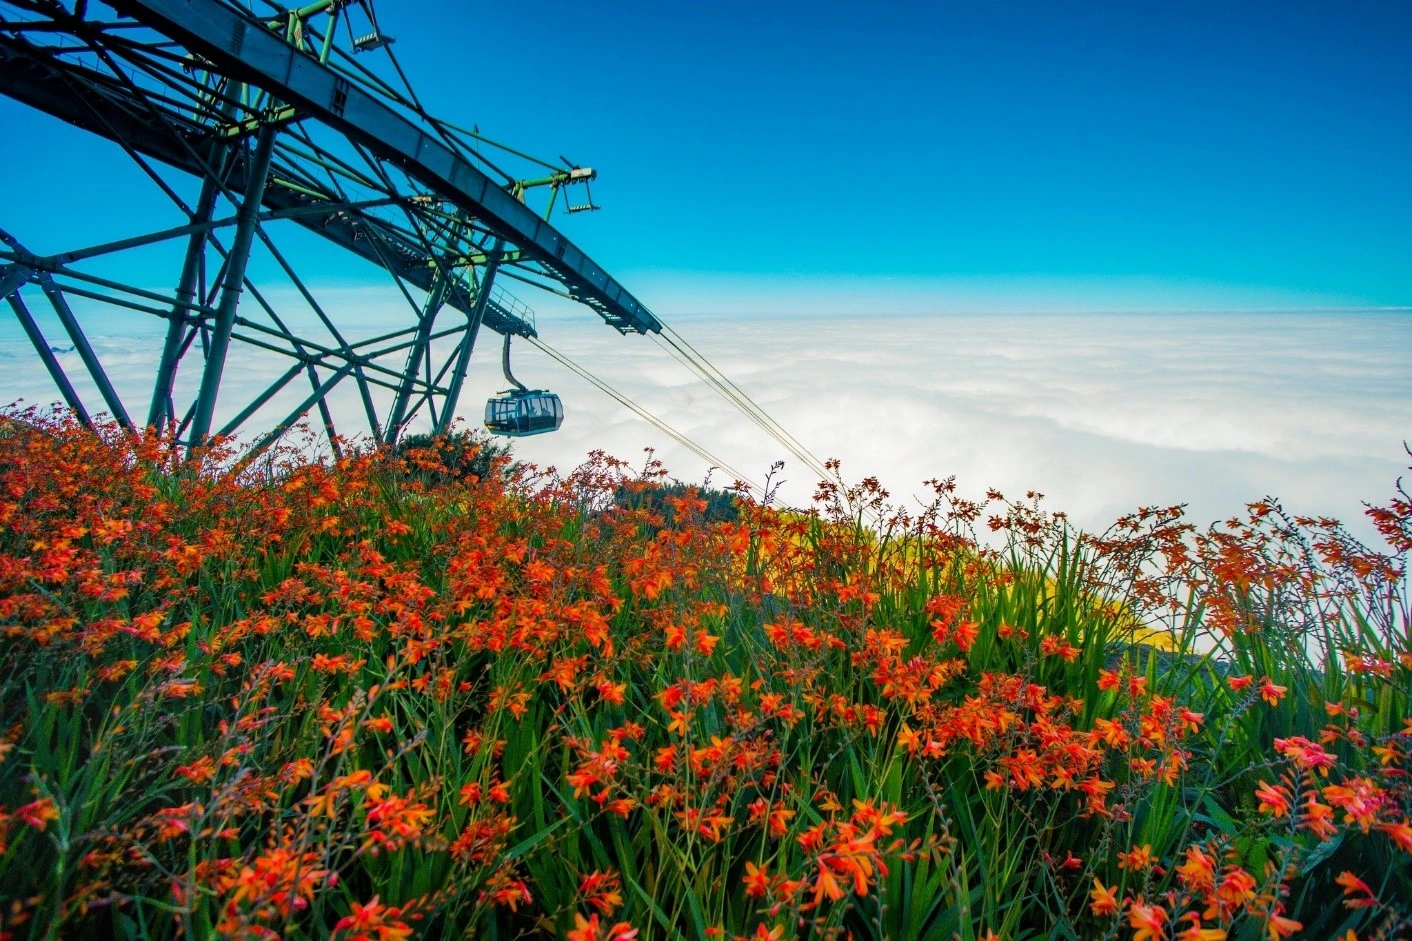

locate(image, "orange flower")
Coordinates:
220 846 330 919
579 870 624 916
1175 845 1216 892
809 865 846 907
1175 915 1227 941
742 861 770 898
1206 865 1256 920
1334 870 1376 908
764 805 794 837
1300 794 1338 840
897 723 921 754
1039 636 1080 661
1274 737 1337 775
363 793 435 852
1255 780 1291 818
333 896 412 941
1322 778 1385 833
605 798 635 818
1378 820 1412 854
952 620 979 652
667 710 692 736
489 879 533 911
1257 677 1287 706
567 913 638 941
1263 912 1302 940
1117 844 1154 872
746 926 785 940
1178 708 1204 733
1089 877 1119 917
16 798 58 831
1128 901 1168 941
680 808 732 843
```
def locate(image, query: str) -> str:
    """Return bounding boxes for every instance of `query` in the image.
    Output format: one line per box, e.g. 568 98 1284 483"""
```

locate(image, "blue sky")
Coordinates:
2 0 1410 308
390 0 1411 306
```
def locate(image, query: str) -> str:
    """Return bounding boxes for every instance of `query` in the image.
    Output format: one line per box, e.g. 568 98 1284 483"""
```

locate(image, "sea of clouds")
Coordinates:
501 308 1412 541
4 294 1409 546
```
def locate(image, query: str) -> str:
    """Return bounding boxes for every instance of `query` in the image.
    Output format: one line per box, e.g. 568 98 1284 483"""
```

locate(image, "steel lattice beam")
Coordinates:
0 0 660 453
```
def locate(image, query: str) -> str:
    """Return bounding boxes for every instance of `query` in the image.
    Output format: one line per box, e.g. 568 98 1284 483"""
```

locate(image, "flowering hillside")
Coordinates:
1 411 1410 940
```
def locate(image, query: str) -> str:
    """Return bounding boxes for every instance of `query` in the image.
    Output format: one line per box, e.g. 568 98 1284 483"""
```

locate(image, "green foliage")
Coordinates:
613 479 743 526
1 411 1410 941
394 426 514 484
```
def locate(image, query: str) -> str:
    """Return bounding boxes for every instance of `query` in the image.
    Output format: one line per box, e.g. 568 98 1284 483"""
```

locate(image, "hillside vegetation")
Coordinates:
1 410 1410 940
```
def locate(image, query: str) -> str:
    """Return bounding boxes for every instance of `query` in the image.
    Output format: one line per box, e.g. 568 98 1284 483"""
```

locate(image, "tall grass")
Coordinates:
0 410 1408 940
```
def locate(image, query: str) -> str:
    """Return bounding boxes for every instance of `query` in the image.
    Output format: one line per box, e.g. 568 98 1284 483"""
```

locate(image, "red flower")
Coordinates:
16 798 58 831
333 896 412 941
742 861 771 898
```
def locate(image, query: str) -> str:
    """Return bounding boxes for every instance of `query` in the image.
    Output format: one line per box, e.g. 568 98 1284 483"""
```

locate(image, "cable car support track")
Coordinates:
0 0 658 454
0 0 836 499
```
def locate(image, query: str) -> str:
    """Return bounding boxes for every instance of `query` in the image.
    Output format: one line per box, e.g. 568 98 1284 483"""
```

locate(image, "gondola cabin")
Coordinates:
484 390 564 437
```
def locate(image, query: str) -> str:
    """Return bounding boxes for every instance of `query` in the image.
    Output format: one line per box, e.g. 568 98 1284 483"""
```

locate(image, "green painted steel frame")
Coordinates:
0 0 659 455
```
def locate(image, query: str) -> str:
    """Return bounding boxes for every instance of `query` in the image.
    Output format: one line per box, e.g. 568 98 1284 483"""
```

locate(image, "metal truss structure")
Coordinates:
0 0 661 455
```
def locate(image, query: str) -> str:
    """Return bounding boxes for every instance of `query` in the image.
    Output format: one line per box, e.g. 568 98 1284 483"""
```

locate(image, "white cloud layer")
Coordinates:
4 300 1409 545
504 310 1412 542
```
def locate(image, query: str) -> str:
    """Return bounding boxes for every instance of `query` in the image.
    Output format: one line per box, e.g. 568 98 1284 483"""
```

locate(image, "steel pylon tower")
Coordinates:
0 0 661 455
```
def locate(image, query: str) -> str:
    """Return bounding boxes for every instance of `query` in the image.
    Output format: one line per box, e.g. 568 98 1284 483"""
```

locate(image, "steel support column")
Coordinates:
150 174 220 430
247 362 354 459
437 243 502 431
0 263 27 298
36 273 133 430
306 362 341 457
216 362 303 438
188 123 277 450
385 262 452 443
8 290 91 424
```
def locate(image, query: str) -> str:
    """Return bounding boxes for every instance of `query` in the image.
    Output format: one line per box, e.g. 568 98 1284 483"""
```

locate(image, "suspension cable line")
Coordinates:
660 322 824 469
649 326 835 483
644 322 887 526
526 337 762 497
531 327 883 523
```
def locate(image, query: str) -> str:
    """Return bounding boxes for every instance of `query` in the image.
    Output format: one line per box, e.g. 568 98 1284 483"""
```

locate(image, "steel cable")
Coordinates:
527 337 762 496
650 327 835 483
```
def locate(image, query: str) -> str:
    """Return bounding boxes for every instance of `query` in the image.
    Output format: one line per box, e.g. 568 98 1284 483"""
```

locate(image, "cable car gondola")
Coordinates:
485 389 563 436
484 334 564 437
